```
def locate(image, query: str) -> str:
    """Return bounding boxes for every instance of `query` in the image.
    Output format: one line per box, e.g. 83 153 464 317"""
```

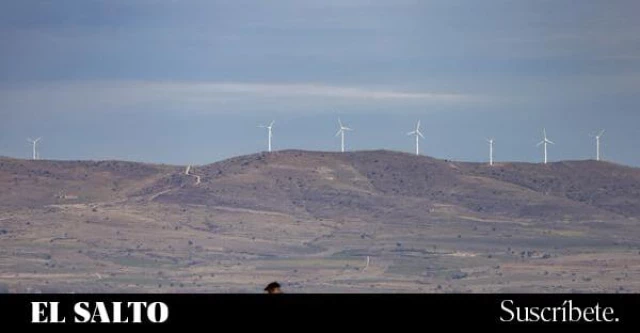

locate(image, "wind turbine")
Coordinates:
27 137 41 160
593 129 605 161
335 118 353 152
486 138 495 166
406 120 424 156
258 120 275 152
536 128 554 164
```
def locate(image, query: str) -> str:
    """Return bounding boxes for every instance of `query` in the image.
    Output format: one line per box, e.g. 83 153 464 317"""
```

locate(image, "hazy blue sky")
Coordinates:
1 0 639 166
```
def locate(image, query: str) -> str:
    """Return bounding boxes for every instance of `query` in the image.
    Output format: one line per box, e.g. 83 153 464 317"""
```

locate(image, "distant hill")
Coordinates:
1 151 639 293
143 150 640 222
0 158 179 208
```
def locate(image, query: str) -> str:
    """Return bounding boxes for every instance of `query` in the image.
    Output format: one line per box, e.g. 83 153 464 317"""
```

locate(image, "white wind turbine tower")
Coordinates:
486 138 495 166
27 137 41 160
258 120 275 152
335 118 353 152
406 120 424 156
593 129 605 161
536 128 554 164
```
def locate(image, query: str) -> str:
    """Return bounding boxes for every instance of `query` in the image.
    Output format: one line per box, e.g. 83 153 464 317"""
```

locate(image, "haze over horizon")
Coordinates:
2 1 639 166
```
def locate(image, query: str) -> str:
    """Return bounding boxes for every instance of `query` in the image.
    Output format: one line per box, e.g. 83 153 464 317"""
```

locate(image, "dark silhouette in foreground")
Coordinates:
264 282 282 294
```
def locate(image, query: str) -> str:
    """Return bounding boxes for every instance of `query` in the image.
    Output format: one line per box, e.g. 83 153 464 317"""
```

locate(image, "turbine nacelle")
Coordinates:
406 130 424 138
335 118 353 136
593 129 605 139
407 120 424 139
335 127 353 136
258 120 275 130
537 128 555 146
536 139 554 146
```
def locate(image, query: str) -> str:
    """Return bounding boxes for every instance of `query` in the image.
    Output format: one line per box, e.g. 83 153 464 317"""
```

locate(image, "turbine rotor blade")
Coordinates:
335 129 342 137
418 131 425 139
536 141 544 146
407 131 416 136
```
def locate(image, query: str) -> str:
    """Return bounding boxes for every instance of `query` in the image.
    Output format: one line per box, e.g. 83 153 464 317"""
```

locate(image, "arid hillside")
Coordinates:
1 150 639 293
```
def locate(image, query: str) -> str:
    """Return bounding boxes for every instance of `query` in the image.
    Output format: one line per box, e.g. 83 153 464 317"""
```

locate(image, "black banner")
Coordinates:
1 294 638 330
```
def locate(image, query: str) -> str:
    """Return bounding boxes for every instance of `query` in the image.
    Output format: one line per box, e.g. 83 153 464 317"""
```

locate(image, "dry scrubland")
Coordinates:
1 150 639 293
